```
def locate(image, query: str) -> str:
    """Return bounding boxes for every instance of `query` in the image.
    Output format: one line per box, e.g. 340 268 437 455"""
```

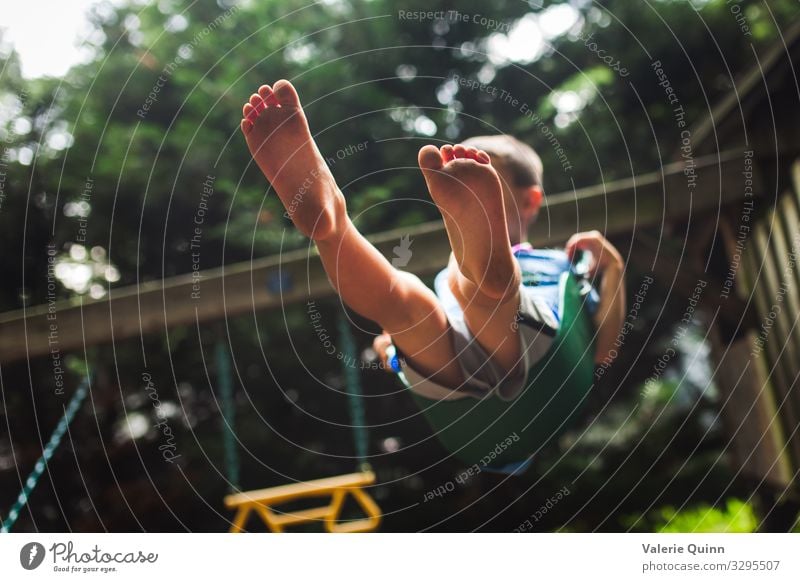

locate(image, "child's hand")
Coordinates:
372 332 394 373
565 230 623 277
567 231 626 365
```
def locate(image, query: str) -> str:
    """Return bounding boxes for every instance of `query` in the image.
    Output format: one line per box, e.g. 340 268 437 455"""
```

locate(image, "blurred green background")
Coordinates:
1 0 798 532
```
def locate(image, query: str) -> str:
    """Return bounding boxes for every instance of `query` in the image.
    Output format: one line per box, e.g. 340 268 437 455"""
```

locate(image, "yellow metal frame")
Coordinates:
224 471 381 533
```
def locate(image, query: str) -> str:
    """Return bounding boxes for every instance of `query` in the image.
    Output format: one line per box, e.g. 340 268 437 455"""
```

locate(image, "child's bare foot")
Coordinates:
241 80 344 239
418 144 519 301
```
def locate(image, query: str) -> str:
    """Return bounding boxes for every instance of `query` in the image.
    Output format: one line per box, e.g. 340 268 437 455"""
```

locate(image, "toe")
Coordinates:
476 149 491 164
465 147 480 161
273 79 301 106
240 118 253 134
249 93 266 113
418 145 444 171
258 84 279 107
441 145 455 162
243 103 258 123
453 144 467 158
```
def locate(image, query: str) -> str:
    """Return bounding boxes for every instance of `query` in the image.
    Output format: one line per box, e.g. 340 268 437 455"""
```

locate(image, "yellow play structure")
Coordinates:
225 471 381 533
222 314 382 533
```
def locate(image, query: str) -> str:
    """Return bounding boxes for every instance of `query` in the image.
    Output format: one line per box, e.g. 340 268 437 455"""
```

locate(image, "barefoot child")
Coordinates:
240 81 625 460
373 134 627 401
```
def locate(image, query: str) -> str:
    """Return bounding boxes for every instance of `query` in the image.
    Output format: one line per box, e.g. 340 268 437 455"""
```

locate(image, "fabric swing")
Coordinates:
394 255 596 472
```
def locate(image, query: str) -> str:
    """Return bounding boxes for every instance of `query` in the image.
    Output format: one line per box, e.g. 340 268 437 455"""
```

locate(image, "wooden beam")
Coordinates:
708 327 793 489
690 19 800 154
0 150 753 363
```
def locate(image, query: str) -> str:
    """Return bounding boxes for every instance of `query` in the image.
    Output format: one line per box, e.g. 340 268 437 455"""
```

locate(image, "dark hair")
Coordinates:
462 135 543 189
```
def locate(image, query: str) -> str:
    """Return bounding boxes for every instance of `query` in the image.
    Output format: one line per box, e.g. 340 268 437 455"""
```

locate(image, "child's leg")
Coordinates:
241 81 463 387
418 145 522 374
316 224 466 387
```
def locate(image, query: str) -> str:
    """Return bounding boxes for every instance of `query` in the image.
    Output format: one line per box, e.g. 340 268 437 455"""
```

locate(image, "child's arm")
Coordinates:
565 231 626 365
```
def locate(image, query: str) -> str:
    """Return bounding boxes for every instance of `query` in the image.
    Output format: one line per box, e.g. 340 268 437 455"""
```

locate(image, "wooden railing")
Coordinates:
0 151 750 363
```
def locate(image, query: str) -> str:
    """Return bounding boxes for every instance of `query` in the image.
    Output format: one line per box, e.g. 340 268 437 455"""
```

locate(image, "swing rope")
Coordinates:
222 310 381 532
337 311 369 470
1 376 90 533
215 340 240 492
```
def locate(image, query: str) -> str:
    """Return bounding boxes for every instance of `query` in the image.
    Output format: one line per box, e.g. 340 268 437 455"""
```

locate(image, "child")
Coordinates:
240 80 625 403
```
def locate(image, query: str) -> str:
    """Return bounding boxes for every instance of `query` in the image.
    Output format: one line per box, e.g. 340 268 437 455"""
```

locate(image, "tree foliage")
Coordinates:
0 0 795 531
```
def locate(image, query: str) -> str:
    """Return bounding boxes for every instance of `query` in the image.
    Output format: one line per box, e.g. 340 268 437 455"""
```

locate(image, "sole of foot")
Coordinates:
241 80 344 240
418 144 518 301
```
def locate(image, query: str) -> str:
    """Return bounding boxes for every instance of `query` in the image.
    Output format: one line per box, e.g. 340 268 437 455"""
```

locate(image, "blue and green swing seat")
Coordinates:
397 267 596 472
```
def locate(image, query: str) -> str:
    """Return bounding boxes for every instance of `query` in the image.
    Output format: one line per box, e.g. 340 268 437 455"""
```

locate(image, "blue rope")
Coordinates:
1 377 90 533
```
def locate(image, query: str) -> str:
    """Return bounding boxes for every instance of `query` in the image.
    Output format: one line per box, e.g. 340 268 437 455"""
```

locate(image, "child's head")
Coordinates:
462 135 543 245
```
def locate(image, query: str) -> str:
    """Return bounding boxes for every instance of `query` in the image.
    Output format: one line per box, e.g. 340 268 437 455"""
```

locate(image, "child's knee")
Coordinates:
384 272 442 330
450 264 521 308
